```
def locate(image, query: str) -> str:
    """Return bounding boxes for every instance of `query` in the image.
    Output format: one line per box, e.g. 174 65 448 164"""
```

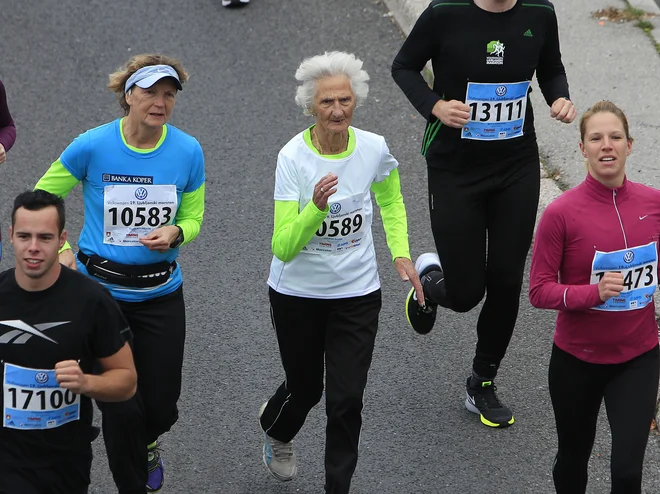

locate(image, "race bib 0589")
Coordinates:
303 194 368 255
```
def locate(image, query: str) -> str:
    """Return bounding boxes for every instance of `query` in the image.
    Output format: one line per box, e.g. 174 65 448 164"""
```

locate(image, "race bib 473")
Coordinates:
590 242 658 311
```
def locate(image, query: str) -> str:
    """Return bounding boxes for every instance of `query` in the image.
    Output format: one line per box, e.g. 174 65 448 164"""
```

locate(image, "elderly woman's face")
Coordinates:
312 76 355 135
125 78 178 128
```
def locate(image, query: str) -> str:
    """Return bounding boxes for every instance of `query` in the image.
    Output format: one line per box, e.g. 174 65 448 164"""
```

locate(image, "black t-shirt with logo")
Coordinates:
0 266 129 466
392 0 570 166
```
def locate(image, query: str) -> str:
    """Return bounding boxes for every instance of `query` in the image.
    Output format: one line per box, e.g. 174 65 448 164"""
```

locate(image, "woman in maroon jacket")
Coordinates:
530 100 660 494
0 80 16 164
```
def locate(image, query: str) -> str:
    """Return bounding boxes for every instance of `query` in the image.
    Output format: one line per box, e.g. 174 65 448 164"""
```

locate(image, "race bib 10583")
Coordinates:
103 184 178 246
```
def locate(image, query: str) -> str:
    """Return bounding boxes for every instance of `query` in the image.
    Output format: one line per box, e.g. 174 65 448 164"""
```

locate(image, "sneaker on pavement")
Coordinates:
405 252 442 334
258 402 297 481
222 0 250 7
146 442 165 492
465 377 515 428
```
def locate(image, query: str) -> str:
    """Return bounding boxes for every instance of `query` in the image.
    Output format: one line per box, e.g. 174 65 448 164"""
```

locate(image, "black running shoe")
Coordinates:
465 377 515 428
405 252 441 334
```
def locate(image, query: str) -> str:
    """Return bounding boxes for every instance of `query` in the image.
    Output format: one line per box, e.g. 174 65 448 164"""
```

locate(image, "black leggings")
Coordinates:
97 286 186 493
549 344 659 494
260 288 381 494
425 157 540 378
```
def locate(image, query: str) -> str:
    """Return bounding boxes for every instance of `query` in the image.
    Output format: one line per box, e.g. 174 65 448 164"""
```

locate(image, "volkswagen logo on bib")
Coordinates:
35 372 49 384
135 187 149 200
330 203 342 214
623 251 635 264
495 85 507 97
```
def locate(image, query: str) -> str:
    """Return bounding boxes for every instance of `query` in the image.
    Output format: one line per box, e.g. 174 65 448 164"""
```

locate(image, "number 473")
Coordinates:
594 265 654 290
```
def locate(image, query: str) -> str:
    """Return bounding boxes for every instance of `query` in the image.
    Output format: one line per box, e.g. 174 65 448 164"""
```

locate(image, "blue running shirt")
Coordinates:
59 119 205 301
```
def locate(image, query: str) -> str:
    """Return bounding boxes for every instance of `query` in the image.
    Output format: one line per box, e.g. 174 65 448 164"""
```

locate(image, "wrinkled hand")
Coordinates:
59 249 77 270
139 225 180 252
394 257 425 307
550 97 577 124
431 99 471 129
55 360 87 395
313 173 338 211
0 144 6 164
598 271 624 302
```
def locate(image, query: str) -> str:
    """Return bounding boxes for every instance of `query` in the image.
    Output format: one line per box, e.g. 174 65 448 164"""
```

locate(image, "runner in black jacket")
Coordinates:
392 0 576 428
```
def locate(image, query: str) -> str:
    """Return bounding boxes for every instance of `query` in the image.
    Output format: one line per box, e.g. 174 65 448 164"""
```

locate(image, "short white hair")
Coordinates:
295 51 370 116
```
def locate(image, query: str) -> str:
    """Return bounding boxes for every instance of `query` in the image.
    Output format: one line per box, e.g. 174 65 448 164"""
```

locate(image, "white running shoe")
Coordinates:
222 0 250 6
258 402 297 481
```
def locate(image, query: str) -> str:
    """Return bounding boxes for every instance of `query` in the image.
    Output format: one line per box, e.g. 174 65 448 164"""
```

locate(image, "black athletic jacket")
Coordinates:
392 0 570 165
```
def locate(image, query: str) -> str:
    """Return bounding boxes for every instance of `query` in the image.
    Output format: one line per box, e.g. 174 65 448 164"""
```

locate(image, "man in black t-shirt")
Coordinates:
0 190 137 494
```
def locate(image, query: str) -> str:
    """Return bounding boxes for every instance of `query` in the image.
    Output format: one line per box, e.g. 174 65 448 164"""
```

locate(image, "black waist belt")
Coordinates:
77 251 176 288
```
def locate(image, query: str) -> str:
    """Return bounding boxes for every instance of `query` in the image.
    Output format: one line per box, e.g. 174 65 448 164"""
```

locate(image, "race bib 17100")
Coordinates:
302 194 368 255
103 185 178 246
590 242 658 311
462 81 530 141
3 363 80 430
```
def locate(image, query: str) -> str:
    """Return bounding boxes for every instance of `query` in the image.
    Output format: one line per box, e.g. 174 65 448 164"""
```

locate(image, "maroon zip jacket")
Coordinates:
0 80 16 153
530 173 660 364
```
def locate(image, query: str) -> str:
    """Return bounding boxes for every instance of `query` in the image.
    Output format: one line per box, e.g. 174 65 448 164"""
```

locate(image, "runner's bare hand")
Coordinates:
550 97 577 124
59 249 77 270
431 99 470 128
598 271 624 302
55 360 87 395
394 257 425 306
313 173 338 211
139 225 179 253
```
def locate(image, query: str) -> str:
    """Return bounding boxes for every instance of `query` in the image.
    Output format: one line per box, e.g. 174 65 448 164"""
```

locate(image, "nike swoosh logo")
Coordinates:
640 215 649 220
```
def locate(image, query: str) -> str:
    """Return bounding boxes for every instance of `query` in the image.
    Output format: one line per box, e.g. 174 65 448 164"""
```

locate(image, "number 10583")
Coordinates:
107 206 172 227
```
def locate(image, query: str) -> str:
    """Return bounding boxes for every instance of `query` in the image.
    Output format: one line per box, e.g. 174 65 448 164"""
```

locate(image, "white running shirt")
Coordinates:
268 127 398 299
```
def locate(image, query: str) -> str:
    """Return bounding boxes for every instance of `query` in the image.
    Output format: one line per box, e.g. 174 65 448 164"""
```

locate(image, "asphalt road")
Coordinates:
1 0 659 493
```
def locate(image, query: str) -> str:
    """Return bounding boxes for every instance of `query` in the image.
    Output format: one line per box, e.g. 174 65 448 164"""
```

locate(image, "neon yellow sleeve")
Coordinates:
272 200 328 262
34 159 81 253
175 183 205 246
370 168 411 261
35 159 80 198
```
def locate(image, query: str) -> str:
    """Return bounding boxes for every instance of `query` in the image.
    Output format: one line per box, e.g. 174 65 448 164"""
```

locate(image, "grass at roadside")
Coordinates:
592 4 660 54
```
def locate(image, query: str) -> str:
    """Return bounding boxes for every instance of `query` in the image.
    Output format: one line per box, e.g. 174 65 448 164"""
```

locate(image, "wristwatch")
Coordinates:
169 225 184 249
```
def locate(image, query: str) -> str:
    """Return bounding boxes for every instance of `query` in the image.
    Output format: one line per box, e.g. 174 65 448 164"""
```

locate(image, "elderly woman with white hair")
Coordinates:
258 51 423 493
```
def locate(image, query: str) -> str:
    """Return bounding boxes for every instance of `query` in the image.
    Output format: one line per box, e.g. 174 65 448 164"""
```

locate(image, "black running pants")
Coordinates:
425 157 540 378
0 448 92 494
549 344 659 494
97 286 186 494
260 288 381 494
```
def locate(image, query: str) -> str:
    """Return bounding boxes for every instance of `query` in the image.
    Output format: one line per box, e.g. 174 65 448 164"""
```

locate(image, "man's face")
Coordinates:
10 206 66 282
